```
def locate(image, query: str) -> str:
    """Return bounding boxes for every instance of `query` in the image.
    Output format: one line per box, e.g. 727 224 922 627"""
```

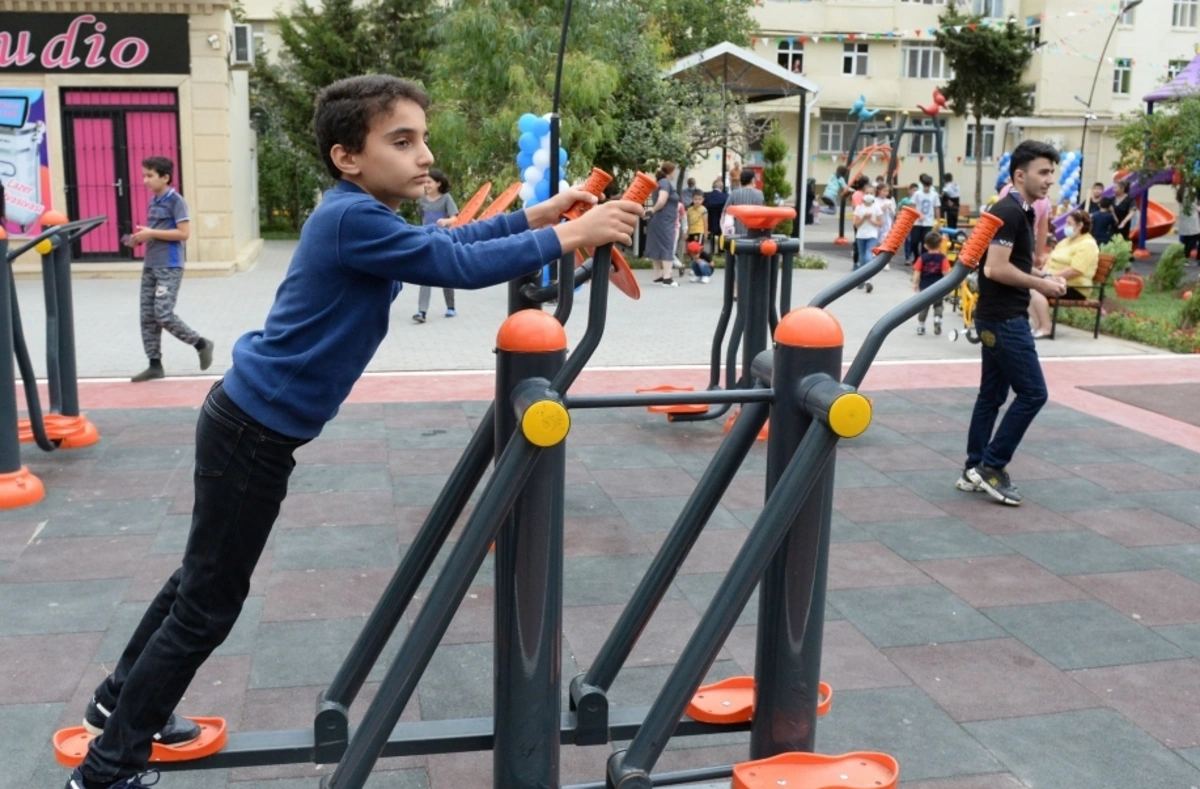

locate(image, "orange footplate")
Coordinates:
733 751 898 789
635 385 708 416
687 676 832 724
53 717 227 768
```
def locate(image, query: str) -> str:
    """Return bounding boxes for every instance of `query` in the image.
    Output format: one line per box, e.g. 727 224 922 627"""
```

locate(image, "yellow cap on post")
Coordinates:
35 239 54 256
522 400 571 447
828 392 872 438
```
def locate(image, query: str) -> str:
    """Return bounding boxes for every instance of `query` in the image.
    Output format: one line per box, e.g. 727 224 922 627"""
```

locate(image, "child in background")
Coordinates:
1089 196 1118 246
685 190 707 247
414 168 459 322
941 173 960 230
852 184 883 280
686 240 713 283
912 230 951 335
877 184 896 271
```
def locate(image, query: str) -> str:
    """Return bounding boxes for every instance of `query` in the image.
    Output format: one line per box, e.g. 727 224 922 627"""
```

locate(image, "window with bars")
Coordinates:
902 42 951 79
1113 58 1133 95
842 43 868 76
1174 0 1198 28
819 110 856 154
1026 22 1042 50
966 124 995 161
777 39 803 73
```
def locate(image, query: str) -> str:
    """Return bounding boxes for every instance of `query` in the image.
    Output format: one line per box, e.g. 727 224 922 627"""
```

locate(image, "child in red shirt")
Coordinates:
912 230 951 335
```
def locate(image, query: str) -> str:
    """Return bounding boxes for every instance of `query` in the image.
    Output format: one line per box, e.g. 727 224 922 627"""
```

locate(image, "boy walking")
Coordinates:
64 75 641 789
912 231 950 335
907 174 939 264
128 157 213 382
958 140 1066 506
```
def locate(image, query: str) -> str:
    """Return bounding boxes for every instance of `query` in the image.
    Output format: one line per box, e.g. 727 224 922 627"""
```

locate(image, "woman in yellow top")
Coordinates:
1029 209 1099 339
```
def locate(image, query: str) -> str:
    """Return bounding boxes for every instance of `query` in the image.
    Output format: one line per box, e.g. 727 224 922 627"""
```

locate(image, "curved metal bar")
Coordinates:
549 244 611 393
5 216 107 261
9 269 58 452
767 252 780 335
808 248 897 309
523 259 593 304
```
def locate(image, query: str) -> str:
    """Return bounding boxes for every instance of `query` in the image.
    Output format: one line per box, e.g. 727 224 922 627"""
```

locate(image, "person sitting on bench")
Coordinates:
1028 209 1098 339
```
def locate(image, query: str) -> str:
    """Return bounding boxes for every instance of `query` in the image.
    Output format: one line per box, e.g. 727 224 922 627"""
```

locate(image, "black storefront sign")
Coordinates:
0 13 190 75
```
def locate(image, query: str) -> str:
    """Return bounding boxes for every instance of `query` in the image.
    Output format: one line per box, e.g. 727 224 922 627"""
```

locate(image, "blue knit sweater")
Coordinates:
223 181 563 438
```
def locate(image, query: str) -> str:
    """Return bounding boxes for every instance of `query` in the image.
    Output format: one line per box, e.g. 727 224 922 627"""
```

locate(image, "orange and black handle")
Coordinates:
561 168 614 221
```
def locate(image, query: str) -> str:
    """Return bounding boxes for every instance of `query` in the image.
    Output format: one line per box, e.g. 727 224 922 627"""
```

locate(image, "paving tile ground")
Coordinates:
3 392 1200 788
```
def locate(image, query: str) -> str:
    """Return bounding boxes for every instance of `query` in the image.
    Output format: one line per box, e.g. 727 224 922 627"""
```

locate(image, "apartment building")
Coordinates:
689 0 1200 215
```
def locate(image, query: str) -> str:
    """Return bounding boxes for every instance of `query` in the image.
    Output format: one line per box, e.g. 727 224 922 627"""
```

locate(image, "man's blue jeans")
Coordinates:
966 316 1048 470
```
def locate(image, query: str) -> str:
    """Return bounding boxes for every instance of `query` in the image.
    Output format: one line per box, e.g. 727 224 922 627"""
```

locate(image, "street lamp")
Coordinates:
1077 0 1143 187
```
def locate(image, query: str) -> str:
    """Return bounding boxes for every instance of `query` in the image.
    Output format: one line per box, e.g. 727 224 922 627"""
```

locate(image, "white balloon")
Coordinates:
533 149 551 169
559 180 570 194
539 136 552 152
524 166 544 184
519 182 536 201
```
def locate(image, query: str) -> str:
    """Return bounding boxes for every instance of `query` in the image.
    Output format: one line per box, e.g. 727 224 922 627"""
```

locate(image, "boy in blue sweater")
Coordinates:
65 75 641 789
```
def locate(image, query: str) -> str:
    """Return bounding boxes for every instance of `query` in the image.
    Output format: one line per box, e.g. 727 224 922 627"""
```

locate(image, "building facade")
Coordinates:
689 0 1199 215
1 1 260 274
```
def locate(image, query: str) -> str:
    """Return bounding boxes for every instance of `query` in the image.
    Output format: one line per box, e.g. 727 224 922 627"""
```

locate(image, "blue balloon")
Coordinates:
517 150 535 170
559 148 569 166
533 117 551 137
518 113 539 134
518 132 540 154
535 179 551 201
525 197 539 207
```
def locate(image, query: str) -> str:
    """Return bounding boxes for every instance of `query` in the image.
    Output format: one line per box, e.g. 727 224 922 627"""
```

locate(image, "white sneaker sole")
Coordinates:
954 477 982 493
967 468 1021 506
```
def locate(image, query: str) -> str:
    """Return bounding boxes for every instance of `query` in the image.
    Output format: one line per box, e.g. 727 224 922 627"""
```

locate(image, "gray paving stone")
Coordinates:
250 616 406 689
1155 624 1200 657
232 772 428 789
965 709 1200 789
830 511 873 543
815 686 1002 782
614 497 742 533
984 600 1186 670
909 430 970 458
1005 477 1129 512
574 443 679 470
38 497 171 538
95 444 192 472
885 470 984 503
834 458 895 489
998 531 1158 575
0 486 69 525
387 427 475 450
1118 445 1200 475
417 641 578 721
606 660 747 750
850 423 912 447
319 417 393 440
417 545 494 589
1018 440 1127 466
672 571 762 627
671 452 720 479
865 518 1012 561
95 597 264 663
286 463 392 494
0 579 127 635
1131 490 1200 526
391 474 453 507
273 524 399 571
1136 544 1200 583
564 482 621 517
859 392 931 414
1180 748 1200 770
563 554 683 607
0 703 66 783
1030 407 1115 430
151 513 194 554
829 584 1004 648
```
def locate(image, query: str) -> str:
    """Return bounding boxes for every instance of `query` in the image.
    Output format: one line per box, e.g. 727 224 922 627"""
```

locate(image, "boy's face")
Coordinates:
1092 184 1104 199
142 167 170 195
330 98 435 210
692 193 704 205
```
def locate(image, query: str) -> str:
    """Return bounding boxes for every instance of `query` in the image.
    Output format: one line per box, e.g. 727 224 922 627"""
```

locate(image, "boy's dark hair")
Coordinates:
1009 140 1060 180
943 173 954 182
1100 195 1114 209
852 175 870 190
919 173 933 187
909 183 919 190
1093 181 1105 189
739 169 756 186
313 75 430 180
427 168 451 195
835 165 849 179
142 156 174 184
1114 179 1129 195
923 230 942 249
692 190 705 201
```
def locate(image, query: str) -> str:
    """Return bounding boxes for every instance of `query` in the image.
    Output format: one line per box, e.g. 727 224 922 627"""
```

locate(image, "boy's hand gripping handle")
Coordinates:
561 168 614 221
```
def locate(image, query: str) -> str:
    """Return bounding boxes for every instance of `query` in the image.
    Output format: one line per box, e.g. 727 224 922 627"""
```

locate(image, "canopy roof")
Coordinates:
668 41 819 102
1144 54 1200 103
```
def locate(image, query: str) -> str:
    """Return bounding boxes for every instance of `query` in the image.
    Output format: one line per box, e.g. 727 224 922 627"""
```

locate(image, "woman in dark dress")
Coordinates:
644 161 681 287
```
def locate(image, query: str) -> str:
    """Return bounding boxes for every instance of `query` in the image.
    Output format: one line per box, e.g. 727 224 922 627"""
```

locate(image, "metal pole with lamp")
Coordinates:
1076 0 1142 194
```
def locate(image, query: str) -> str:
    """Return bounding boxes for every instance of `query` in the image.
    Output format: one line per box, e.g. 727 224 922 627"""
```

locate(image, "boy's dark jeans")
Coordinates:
82 381 307 784
966 317 1048 471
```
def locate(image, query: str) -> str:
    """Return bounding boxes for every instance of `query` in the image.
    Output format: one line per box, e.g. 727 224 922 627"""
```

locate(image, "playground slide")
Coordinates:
1053 167 1177 241
1130 200 1176 243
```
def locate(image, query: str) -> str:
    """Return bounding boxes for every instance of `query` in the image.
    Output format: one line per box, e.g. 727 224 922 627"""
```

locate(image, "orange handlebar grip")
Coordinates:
622 172 659 205
956 212 1004 269
561 168 614 221
878 206 920 255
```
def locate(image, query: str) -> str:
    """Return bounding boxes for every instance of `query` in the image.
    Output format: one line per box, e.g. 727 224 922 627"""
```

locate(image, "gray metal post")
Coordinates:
0 230 44 507
51 235 80 416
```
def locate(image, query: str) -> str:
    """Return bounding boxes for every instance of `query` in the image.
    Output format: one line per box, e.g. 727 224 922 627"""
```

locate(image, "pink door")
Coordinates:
62 89 180 261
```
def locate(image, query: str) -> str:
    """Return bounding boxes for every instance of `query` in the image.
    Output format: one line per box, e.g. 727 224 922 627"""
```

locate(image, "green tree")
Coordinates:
1114 92 1200 213
934 7 1033 207
760 126 793 234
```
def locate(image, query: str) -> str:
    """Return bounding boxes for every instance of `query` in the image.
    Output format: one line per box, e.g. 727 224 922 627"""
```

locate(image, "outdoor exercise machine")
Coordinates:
49 183 1002 787
0 211 103 509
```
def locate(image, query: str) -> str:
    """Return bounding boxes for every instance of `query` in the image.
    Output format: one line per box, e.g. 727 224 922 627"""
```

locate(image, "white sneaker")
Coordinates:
688 274 698 282
700 276 711 283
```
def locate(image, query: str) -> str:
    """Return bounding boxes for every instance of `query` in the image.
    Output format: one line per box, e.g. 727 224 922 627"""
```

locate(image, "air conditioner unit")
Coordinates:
231 24 254 68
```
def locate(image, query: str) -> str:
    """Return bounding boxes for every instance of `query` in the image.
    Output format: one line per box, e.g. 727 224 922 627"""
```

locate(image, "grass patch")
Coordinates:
262 229 302 241
1054 289 1200 353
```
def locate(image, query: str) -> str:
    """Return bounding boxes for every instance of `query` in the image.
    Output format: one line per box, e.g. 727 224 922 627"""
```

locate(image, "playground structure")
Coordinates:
1051 168 1176 244
835 91 948 245
42 182 1002 786
0 212 104 509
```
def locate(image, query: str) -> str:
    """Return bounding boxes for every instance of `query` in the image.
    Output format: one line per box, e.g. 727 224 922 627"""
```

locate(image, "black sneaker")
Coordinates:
412 312 426 324
967 465 1022 506
84 696 201 746
66 767 160 789
955 470 983 493
130 366 164 383
197 339 214 371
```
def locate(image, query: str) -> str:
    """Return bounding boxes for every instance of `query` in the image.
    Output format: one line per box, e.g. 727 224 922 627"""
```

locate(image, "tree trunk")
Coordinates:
974 113 985 210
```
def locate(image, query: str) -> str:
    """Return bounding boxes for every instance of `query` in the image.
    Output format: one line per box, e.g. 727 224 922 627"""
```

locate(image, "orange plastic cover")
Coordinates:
450 182 492 227
609 248 641 300
725 206 796 231
733 751 899 789
956 212 1004 269
878 206 920 254
476 182 522 220
54 718 228 767
687 677 832 724
562 168 614 220
622 172 658 204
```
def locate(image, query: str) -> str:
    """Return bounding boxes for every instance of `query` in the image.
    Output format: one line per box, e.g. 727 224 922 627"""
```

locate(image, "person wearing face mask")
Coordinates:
1028 209 1098 339
852 184 883 283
